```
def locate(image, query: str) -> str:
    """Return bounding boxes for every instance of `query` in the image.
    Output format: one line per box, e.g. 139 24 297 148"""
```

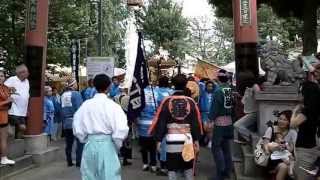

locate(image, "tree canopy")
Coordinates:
187 16 234 65
138 0 189 59
0 0 128 73
208 0 319 55
257 4 303 50
0 0 26 72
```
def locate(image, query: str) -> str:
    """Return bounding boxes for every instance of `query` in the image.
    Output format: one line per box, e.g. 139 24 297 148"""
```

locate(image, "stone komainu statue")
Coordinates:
259 41 305 86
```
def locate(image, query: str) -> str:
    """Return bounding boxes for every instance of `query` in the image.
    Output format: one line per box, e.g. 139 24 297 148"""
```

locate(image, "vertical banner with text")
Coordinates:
127 32 149 120
70 40 80 83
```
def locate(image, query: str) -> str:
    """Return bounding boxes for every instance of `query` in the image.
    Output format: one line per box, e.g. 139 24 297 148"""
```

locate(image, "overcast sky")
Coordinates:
175 0 213 18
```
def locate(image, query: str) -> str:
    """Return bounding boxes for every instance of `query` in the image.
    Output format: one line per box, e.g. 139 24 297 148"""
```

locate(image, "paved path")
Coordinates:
8 140 224 180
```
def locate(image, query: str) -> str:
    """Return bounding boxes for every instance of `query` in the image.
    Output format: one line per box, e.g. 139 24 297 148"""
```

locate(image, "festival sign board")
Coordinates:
86 57 114 80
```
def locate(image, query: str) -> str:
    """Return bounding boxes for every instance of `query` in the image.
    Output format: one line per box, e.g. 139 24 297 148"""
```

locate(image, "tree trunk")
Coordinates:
302 0 318 55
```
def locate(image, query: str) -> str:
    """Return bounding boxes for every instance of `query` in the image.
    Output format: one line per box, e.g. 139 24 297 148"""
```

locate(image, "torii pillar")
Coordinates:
24 0 49 155
233 0 259 95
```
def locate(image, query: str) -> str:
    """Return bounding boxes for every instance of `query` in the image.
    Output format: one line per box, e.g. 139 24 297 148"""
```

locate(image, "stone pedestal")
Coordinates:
24 133 59 166
24 134 48 154
255 86 301 135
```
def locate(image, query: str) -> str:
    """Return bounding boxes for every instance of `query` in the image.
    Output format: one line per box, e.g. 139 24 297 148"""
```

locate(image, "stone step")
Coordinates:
234 162 266 180
0 155 35 179
232 141 244 162
241 145 266 177
8 139 25 159
32 146 60 165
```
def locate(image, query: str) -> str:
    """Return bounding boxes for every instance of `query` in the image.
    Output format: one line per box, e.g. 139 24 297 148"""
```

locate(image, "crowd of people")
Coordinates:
40 69 235 180
0 55 320 180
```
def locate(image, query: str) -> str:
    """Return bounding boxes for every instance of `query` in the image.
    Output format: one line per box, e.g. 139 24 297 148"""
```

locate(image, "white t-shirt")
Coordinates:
4 76 30 117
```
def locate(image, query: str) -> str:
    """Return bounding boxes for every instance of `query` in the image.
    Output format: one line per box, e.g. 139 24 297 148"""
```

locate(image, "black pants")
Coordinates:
120 122 132 160
64 129 84 166
8 115 25 139
158 153 167 169
120 138 132 160
139 136 157 166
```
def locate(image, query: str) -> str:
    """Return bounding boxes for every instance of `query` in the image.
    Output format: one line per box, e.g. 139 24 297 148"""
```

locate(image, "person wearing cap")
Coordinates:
61 79 83 167
208 69 234 180
73 74 129 180
43 86 55 141
114 87 133 166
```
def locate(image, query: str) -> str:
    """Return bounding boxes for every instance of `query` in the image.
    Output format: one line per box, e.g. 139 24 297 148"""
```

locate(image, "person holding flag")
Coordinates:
127 32 149 121
137 84 158 172
119 31 150 167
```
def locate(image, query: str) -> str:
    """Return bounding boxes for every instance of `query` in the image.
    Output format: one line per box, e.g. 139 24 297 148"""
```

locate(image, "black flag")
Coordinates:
127 32 149 120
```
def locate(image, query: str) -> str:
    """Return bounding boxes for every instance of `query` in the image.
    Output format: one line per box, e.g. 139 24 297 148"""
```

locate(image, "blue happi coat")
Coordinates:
61 90 83 129
109 83 121 99
156 87 173 105
199 82 217 123
138 86 158 137
44 96 55 135
50 95 62 123
155 87 173 162
82 87 97 101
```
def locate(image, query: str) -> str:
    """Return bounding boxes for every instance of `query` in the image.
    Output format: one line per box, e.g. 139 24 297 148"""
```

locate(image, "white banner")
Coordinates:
123 13 139 89
86 57 114 80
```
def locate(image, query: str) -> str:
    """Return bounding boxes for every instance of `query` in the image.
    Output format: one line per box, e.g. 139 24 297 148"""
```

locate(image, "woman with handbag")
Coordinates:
0 70 15 165
262 110 297 180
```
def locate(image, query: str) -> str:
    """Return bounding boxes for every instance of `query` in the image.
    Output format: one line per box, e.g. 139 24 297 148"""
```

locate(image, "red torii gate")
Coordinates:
24 0 48 140
233 0 259 94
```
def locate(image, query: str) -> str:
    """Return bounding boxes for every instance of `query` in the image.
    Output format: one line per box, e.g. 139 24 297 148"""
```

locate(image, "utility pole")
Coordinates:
98 0 102 56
